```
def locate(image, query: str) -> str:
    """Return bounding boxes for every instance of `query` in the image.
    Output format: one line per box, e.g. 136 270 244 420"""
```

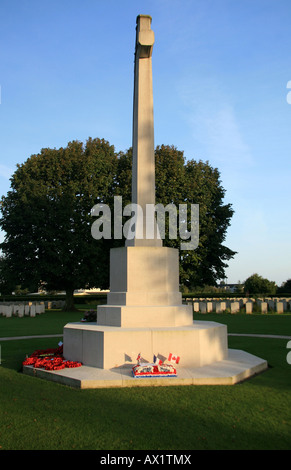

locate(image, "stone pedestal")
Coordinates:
63 245 230 370
63 245 228 370
97 246 192 327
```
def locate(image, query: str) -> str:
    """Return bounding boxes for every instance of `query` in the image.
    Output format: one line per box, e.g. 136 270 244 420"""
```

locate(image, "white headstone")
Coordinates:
230 302 240 314
5 305 12 318
261 302 268 314
276 302 283 314
245 301 253 314
30 304 36 317
16 304 24 317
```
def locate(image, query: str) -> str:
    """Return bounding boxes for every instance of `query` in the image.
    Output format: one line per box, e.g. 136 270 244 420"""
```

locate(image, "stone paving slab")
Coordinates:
23 348 268 389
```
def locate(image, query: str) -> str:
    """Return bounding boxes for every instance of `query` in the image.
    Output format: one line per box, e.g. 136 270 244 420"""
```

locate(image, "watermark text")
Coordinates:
91 196 199 251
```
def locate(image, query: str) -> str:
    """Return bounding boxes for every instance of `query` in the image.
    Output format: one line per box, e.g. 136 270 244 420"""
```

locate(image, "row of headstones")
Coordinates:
0 299 66 318
0 302 46 317
186 298 291 314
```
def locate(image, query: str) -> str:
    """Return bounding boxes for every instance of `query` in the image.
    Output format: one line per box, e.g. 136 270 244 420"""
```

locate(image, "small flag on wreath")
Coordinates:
168 353 180 364
153 354 163 365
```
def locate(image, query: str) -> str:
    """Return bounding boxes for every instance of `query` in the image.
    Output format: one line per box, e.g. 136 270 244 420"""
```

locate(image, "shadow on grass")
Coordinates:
0 334 291 449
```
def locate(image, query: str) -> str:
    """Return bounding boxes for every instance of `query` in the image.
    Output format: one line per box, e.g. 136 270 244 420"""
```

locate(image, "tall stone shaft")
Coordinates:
127 15 162 247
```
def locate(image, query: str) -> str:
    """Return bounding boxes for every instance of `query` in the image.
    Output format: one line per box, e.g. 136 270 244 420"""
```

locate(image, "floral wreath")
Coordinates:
23 343 82 371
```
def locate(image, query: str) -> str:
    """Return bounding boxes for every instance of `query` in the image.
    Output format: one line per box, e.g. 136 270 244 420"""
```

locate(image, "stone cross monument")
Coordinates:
63 15 228 370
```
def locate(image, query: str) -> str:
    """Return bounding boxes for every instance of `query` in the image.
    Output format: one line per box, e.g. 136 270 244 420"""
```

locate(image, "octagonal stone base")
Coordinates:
23 348 268 389
63 320 228 370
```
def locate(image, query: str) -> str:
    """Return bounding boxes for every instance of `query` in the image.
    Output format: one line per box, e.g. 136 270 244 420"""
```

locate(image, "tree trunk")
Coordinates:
63 287 77 311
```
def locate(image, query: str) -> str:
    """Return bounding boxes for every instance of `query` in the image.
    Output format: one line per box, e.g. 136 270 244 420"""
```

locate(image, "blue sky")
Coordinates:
0 0 290 286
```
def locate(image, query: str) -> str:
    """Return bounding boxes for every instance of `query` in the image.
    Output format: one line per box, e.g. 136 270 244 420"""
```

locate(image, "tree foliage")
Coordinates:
0 138 117 309
243 273 277 295
277 279 291 294
0 140 236 306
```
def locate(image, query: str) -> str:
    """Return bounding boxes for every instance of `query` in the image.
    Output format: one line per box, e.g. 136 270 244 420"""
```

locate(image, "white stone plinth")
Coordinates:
97 246 193 328
107 246 182 306
63 320 228 370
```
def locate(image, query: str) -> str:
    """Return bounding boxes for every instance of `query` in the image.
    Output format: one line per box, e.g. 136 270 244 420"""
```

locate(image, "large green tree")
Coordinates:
0 138 117 309
0 140 236 307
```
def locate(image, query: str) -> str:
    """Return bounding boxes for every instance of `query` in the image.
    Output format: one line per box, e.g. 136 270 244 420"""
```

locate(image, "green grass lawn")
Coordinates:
0 310 291 450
